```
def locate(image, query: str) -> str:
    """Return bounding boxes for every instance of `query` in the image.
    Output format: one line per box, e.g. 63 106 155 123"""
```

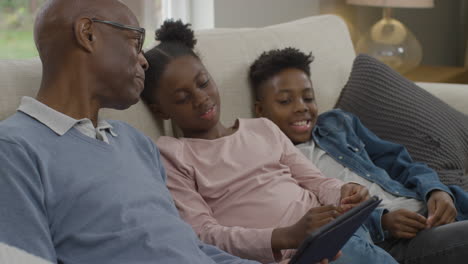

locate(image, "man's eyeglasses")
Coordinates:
91 18 145 54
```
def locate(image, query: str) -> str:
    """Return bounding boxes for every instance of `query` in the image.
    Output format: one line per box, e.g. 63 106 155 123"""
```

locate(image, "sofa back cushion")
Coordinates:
194 15 355 127
0 59 41 120
0 58 163 141
0 15 354 141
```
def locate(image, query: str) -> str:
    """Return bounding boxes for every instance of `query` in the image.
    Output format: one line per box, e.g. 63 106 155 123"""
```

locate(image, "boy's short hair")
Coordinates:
249 47 314 100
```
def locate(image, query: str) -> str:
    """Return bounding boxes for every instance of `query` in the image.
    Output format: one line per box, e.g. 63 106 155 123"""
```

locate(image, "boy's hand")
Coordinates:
340 183 369 210
382 209 427 239
427 190 457 228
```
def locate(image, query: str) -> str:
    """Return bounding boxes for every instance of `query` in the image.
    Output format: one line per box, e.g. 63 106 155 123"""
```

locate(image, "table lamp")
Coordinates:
347 0 434 73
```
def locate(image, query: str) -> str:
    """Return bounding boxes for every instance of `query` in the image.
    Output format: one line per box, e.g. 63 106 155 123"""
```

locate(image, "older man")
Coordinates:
0 1 261 263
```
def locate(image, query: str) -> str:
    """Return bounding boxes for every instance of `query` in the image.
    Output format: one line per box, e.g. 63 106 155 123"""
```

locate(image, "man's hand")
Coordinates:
427 190 457 228
340 183 369 211
382 209 427 239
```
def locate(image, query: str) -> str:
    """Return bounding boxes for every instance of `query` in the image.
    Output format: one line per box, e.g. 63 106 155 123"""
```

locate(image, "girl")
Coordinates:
142 20 389 264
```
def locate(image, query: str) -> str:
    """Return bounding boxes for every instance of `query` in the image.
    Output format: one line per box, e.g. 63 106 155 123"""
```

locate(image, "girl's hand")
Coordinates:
317 250 342 264
288 205 343 248
382 209 427 239
313 250 342 264
279 250 342 264
272 205 343 252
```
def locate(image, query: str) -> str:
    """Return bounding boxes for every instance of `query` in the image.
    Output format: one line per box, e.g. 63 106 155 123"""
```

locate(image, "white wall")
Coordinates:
122 0 320 32
213 0 320 28
191 0 214 29
120 0 161 34
122 0 467 66
161 0 214 30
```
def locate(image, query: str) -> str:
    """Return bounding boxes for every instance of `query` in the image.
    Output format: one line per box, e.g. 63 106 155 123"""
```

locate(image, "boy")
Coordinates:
249 47 468 264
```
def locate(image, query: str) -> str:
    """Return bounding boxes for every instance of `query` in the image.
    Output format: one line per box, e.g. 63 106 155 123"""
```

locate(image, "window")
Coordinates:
0 0 47 59
0 0 164 59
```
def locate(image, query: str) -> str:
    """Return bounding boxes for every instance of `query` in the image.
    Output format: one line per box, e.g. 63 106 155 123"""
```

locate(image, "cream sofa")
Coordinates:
1 14 468 141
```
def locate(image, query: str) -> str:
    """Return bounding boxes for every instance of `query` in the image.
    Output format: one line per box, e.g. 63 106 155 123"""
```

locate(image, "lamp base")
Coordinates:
356 16 423 74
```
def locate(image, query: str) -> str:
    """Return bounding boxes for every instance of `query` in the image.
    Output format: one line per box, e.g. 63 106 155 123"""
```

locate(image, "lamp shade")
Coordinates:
347 0 434 8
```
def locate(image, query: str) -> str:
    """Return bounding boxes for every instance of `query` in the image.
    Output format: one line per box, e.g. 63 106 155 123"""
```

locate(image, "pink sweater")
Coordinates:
157 118 344 263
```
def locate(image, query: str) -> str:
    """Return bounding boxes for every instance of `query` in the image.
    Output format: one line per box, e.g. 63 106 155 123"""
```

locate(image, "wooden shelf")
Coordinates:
403 65 468 84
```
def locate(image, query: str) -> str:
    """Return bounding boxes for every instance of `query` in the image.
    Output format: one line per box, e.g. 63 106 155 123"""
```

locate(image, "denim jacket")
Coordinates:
311 109 468 243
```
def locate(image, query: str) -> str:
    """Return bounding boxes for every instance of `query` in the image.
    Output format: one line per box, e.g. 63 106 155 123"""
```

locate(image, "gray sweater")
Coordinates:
0 112 258 264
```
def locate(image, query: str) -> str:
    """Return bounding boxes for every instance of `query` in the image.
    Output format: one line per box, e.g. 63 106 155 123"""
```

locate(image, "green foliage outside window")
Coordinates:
0 0 47 59
0 0 163 59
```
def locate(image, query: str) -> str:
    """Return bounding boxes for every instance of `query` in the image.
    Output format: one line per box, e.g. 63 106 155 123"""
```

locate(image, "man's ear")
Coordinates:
148 103 170 120
254 101 263 118
74 18 95 53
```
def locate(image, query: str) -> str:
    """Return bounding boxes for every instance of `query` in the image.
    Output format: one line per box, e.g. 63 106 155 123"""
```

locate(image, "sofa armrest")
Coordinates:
0 243 52 264
416 82 468 116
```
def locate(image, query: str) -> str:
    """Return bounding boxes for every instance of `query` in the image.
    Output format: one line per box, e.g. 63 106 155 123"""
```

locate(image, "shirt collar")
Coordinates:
17 96 116 136
96 120 118 137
